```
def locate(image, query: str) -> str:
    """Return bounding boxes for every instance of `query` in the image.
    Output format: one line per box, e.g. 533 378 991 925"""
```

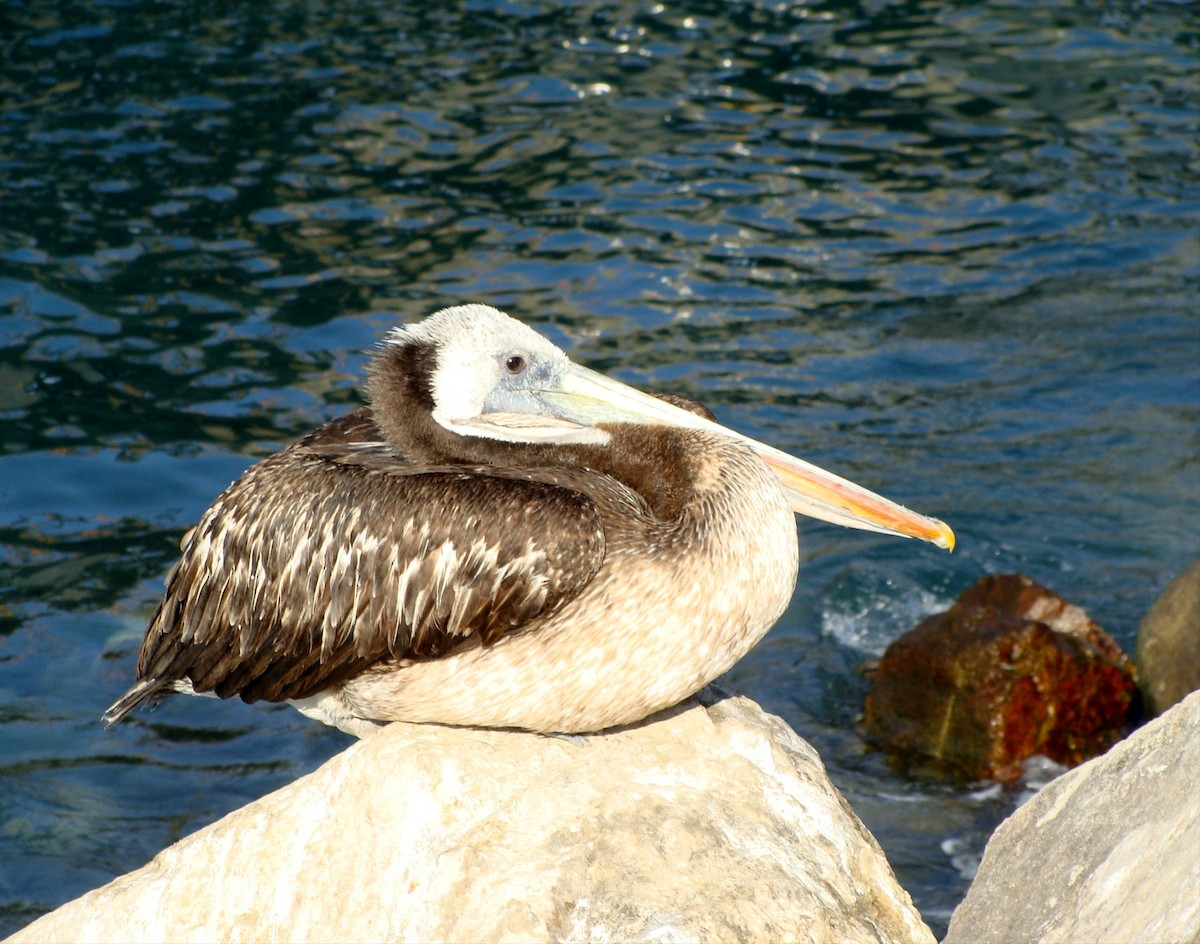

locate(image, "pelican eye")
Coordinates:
504 354 526 374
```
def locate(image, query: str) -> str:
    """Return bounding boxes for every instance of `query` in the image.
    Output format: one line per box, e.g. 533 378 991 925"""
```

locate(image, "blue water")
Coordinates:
1 1 1197 935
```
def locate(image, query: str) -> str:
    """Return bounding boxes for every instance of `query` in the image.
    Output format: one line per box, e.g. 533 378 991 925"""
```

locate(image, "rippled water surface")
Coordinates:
1 0 1197 935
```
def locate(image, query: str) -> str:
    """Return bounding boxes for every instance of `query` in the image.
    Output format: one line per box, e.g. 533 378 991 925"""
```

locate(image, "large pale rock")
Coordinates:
9 689 934 944
1136 558 1200 715
945 689 1200 944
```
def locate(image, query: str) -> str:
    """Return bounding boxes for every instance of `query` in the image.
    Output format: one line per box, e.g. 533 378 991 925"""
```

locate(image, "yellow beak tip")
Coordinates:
933 522 956 553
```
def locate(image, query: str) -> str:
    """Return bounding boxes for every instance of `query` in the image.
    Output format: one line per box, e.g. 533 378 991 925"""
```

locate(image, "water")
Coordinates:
1 0 1197 935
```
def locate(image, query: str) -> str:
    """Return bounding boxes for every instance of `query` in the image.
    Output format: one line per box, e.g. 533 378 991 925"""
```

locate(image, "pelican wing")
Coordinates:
112 410 606 716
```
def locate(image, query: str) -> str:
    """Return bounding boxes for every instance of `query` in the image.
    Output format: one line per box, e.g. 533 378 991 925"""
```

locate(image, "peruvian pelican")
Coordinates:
104 305 953 737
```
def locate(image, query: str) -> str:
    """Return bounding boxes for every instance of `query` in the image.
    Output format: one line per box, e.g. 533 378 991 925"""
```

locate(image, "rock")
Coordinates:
1136 558 1200 716
7 689 934 944
863 574 1139 780
944 689 1200 944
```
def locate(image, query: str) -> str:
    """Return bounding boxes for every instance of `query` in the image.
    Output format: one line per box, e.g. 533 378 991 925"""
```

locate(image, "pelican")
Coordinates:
103 304 953 738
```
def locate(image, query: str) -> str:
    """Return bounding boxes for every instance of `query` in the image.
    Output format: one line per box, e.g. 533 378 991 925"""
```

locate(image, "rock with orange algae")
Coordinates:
863 574 1139 780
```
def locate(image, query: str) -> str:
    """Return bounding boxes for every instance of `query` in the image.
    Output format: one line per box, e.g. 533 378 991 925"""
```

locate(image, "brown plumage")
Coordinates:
118 409 608 706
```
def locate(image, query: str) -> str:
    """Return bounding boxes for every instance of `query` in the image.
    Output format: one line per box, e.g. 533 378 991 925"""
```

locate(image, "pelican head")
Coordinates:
377 304 954 550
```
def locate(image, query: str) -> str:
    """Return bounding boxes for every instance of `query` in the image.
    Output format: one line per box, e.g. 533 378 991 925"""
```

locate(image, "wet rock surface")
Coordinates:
1136 558 1200 716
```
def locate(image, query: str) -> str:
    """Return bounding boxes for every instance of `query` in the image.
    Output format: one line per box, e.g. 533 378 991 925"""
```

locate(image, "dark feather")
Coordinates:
107 408 609 718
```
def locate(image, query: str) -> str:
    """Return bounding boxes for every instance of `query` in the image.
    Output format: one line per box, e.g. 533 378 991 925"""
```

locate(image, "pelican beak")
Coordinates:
543 364 955 551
